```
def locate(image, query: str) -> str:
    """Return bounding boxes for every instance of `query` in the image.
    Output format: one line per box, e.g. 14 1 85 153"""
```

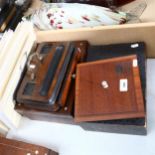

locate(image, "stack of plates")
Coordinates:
28 3 127 30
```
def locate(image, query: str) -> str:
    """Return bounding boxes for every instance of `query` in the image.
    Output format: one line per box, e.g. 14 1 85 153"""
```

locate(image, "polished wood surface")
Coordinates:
75 55 145 122
15 41 88 112
0 137 58 155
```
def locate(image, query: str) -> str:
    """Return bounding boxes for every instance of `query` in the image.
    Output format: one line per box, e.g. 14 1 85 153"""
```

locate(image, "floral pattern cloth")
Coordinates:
26 3 127 30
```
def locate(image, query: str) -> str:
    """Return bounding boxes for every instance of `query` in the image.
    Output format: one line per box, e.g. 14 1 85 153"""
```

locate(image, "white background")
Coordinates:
7 60 155 155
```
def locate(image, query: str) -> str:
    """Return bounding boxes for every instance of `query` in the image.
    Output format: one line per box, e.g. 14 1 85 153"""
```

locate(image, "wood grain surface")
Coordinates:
0 137 58 155
16 41 88 112
75 55 145 122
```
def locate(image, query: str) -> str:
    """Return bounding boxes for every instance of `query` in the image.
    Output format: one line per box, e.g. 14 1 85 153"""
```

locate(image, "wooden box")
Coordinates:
0 137 58 155
75 55 145 122
14 21 155 135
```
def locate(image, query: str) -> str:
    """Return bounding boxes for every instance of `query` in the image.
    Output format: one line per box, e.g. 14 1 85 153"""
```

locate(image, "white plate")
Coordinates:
29 3 126 30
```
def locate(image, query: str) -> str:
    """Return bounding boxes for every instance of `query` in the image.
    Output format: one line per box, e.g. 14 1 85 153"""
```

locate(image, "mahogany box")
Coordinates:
75 55 145 122
13 7 155 134
15 41 147 135
0 137 58 155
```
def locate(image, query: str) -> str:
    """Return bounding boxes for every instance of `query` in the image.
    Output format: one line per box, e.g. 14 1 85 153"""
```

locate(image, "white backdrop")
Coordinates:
7 60 155 155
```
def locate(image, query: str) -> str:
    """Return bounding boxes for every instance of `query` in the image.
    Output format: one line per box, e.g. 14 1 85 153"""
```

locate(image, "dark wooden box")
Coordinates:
0 137 58 155
15 42 147 135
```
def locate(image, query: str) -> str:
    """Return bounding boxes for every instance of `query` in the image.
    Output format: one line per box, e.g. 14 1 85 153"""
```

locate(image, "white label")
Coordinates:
120 79 128 92
131 43 139 48
133 59 138 67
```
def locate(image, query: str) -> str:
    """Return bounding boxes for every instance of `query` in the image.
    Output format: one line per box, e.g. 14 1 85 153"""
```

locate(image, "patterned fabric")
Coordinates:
26 3 127 30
